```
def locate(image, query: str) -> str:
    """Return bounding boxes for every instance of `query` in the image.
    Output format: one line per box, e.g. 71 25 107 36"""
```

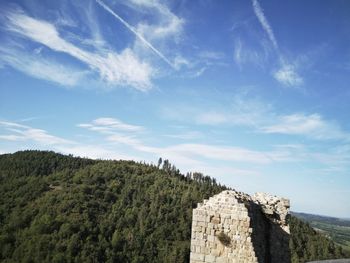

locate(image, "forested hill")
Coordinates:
0 151 348 263
291 212 350 255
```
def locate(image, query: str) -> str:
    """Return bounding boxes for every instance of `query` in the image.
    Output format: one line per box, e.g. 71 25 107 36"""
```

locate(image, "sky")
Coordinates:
0 0 350 218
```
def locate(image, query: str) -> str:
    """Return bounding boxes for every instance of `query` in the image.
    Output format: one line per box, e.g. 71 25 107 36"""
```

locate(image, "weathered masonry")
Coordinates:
190 190 291 263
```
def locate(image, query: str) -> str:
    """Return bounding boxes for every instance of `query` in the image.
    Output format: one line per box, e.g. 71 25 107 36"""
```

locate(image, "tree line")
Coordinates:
0 151 348 262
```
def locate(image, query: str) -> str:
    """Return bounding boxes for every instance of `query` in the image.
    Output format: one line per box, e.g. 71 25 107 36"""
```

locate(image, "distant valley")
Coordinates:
292 212 350 253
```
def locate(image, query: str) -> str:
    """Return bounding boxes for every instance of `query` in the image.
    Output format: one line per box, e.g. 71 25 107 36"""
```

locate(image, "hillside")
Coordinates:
292 212 350 253
0 151 348 263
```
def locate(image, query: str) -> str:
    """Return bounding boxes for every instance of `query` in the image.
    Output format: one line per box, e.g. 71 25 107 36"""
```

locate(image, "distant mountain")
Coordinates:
292 212 350 227
0 151 348 262
292 212 350 254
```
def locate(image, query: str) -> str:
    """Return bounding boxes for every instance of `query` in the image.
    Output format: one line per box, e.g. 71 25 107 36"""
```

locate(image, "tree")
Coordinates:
157 157 162 168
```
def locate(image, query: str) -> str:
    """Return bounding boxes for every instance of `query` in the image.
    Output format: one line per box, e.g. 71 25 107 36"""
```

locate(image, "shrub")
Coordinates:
217 232 231 247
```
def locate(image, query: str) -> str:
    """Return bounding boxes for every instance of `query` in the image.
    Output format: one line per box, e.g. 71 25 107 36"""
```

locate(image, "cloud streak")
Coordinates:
3 9 154 90
162 95 350 141
251 0 303 87
261 113 350 140
78 117 293 165
0 121 73 145
0 46 85 87
252 0 278 50
78 117 144 133
95 0 175 69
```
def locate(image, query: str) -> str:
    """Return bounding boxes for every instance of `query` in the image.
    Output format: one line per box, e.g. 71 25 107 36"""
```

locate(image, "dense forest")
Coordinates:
0 151 348 262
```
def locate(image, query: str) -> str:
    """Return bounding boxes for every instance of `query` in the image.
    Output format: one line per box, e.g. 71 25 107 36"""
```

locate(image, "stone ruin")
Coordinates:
190 190 291 263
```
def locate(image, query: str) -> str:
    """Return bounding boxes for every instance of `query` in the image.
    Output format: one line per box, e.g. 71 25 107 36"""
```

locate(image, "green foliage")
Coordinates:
0 151 347 262
293 212 350 253
289 216 349 263
0 151 225 262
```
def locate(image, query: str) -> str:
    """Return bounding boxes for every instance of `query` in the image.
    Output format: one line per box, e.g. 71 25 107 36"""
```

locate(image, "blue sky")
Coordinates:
1 0 350 218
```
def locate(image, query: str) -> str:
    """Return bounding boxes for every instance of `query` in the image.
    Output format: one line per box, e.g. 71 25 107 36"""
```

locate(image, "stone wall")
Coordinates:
190 190 290 263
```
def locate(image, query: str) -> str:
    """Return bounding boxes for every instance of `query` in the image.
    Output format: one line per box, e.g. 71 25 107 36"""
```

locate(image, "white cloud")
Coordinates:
122 0 184 41
233 38 267 69
56 144 138 160
78 117 144 133
163 95 271 127
0 121 27 129
158 143 278 164
164 131 203 140
0 120 144 161
0 135 25 141
96 0 176 69
78 118 145 149
0 121 73 145
251 0 278 50
4 10 154 90
264 114 322 134
0 46 85 87
273 64 303 86
233 38 243 67
137 15 183 41
173 55 191 70
106 134 141 145
261 113 350 140
251 0 304 87
78 117 294 165
162 95 349 141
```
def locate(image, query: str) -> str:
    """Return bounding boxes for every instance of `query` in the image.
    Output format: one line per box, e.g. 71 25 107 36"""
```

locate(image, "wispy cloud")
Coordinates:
95 0 176 69
78 117 293 165
252 0 278 50
261 113 350 140
122 0 184 42
0 46 85 87
57 144 138 160
273 64 303 86
78 117 144 133
78 117 145 150
162 94 350 141
0 120 142 161
164 131 203 140
250 0 303 87
3 9 154 90
163 95 271 127
155 143 287 164
0 135 24 141
0 121 73 145
233 38 268 69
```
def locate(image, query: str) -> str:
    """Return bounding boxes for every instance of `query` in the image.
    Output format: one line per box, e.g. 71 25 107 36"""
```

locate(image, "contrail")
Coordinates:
96 0 175 69
252 0 278 51
252 0 289 67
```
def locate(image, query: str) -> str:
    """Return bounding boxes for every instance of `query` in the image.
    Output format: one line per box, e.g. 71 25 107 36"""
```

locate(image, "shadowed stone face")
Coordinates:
190 190 291 263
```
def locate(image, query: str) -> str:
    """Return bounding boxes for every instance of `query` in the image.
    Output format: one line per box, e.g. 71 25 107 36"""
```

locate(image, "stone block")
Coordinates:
209 234 216 242
205 255 216 262
216 257 228 263
191 252 205 261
